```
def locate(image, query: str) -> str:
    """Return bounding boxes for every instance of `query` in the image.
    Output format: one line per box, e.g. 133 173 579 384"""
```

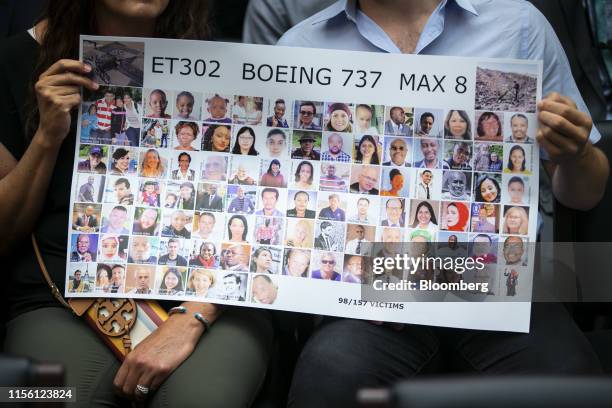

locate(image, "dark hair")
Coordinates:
96 264 112 281
411 201 438 228
476 112 502 138
199 241 216 255
112 205 127 213
320 221 332 230
115 177 130 189
274 98 285 106
294 191 310 201
266 159 281 174
201 125 230 151
507 145 527 172
389 168 401 182
223 273 241 285
112 148 129 161
228 215 248 241
159 267 183 292
508 176 525 187
232 126 258 155
294 161 314 183
475 174 501 203
357 197 370 205
261 187 279 200
355 135 380 164
420 112 435 123
421 170 432 176
267 128 286 140
299 101 316 114
250 247 273 272
178 152 191 163
167 238 180 245
389 106 404 116
176 91 195 104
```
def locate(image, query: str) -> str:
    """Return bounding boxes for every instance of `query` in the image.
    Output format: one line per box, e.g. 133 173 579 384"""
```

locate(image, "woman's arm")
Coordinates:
0 59 98 255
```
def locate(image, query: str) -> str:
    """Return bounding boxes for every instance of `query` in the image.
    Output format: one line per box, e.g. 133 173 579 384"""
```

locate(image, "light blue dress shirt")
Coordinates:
278 0 601 151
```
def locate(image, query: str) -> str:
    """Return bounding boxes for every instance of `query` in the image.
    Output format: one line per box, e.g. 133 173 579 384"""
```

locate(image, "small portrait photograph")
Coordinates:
311 251 343 281
503 112 537 144
219 243 251 272
81 86 143 146
160 209 193 239
170 151 198 182
125 264 156 294
353 134 382 165
158 237 189 266
503 144 533 175
408 199 440 234
192 211 225 241
318 162 350 193
259 158 290 188
74 174 105 203
384 105 413 136
475 62 538 113
412 137 445 169
97 233 128 263
469 233 499 264
414 169 441 200
132 207 161 236
231 125 261 156
70 233 98 262
349 164 381 195
382 136 412 167
156 266 187 296
501 236 529 267
282 248 311 278
473 142 503 172
171 120 201 151
72 203 102 233
502 205 530 236
109 146 138 176
143 88 173 119
137 179 162 207
440 201 470 233
103 175 136 205
346 195 380 225
67 263 95 293
414 108 444 137
376 226 405 247
470 203 500 234
444 140 473 170
253 216 284 246
203 93 232 124
443 109 473 140
441 170 472 201
140 118 170 148
284 218 315 249
127 235 159 264
228 155 259 185
258 128 290 159
250 245 283 274
185 268 217 298
475 111 504 142
380 167 411 197
293 100 324 130
320 132 353 162
354 103 384 134
255 187 288 217
502 266 527 297
342 254 367 284
436 231 469 258
251 274 280 305
313 220 345 252
138 148 169 178
291 130 322 160
266 97 292 128
314 191 345 221
323 102 354 133
93 264 117 293
77 145 108 174
379 197 406 227
345 224 375 256
190 240 220 269
287 189 317 219
165 181 196 210
215 271 248 301
82 39 144 87
173 91 202 121
224 214 253 243
200 153 228 182
473 172 502 203
200 124 232 152
502 174 531 205
226 185 257 214
290 160 320 191
100 203 131 234
232 95 264 125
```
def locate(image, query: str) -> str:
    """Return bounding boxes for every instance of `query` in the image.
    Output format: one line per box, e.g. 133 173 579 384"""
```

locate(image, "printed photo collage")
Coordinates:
68 72 536 302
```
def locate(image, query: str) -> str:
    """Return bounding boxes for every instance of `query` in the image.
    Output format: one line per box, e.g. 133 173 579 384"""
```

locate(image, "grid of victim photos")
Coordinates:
68 84 536 304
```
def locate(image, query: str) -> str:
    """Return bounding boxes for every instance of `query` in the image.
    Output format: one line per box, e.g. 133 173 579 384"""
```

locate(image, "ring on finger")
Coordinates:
135 384 150 395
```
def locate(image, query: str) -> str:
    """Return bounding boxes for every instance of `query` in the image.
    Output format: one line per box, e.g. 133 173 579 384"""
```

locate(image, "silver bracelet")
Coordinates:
194 312 211 331
168 306 187 316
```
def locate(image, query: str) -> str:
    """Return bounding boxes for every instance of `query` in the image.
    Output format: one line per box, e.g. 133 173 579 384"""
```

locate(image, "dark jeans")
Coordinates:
125 127 140 147
288 303 602 408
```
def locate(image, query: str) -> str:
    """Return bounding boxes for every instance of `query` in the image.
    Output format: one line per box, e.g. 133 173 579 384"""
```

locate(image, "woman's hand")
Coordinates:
35 59 98 144
113 302 221 402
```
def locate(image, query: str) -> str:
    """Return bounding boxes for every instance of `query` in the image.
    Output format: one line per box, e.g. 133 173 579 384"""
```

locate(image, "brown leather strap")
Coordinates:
31 234 73 311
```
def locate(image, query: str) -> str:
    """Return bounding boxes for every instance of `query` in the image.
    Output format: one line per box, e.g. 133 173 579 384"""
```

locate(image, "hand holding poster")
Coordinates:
67 36 542 332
